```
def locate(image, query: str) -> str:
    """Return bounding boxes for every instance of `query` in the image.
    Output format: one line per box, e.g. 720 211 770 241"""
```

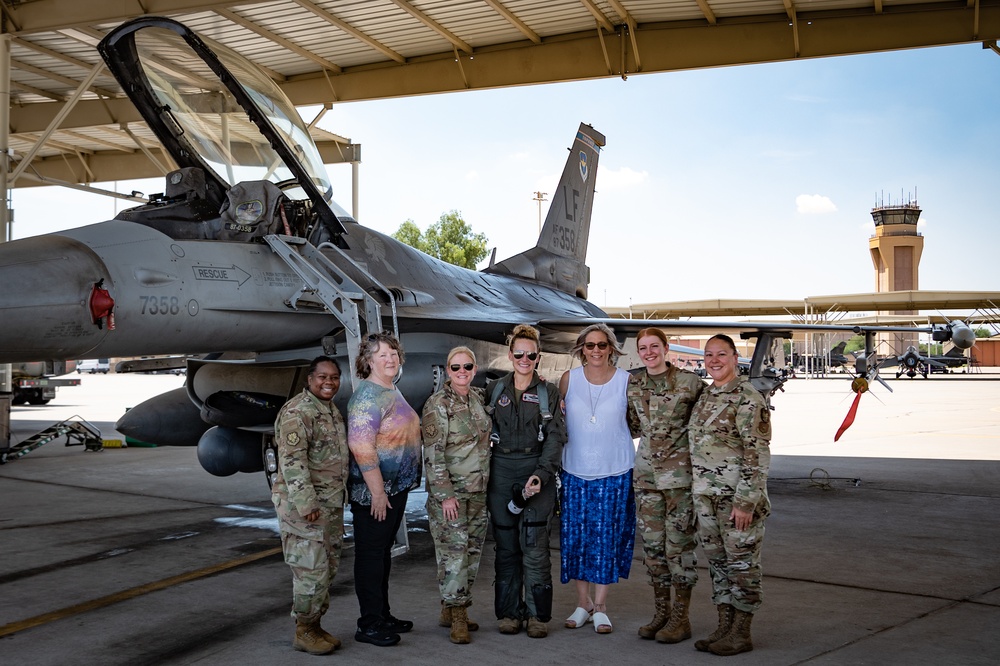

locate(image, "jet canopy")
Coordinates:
98 17 348 230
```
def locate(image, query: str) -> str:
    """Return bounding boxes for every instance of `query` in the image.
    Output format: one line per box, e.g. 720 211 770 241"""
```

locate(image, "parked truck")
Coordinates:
12 362 81 405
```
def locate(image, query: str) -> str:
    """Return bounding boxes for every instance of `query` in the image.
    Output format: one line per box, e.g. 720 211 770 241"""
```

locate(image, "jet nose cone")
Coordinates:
950 322 976 350
0 234 111 362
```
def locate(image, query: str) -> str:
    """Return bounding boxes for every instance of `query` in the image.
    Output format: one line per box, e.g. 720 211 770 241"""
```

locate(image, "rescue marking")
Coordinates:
191 264 252 286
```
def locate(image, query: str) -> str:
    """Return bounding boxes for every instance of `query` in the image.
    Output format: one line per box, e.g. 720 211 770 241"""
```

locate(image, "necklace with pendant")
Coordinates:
589 380 605 424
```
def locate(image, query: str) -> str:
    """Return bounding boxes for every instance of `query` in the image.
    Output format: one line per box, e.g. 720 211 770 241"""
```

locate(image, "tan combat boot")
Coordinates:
497 617 521 634
526 616 548 638
293 619 336 655
638 584 671 639
315 623 342 650
655 586 692 644
440 601 479 631
707 609 754 656
450 605 471 644
695 603 734 652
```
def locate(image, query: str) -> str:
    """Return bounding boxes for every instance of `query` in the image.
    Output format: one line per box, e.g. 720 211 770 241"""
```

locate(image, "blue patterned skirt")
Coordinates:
559 470 636 585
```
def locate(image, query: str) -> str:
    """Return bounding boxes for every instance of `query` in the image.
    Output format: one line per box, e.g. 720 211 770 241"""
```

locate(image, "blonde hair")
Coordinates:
570 323 625 363
447 346 476 366
506 324 540 351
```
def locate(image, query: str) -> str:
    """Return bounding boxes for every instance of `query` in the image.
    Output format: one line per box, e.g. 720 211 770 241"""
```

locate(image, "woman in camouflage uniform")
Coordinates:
688 334 771 656
626 328 704 644
271 356 349 655
422 346 492 644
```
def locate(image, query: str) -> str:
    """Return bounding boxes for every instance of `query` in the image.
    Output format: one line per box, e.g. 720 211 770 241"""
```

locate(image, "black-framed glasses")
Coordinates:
512 351 539 361
584 341 609 350
450 363 475 372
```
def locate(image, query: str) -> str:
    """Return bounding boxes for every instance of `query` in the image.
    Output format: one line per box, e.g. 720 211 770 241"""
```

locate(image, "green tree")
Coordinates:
975 327 992 338
844 334 866 354
392 210 489 269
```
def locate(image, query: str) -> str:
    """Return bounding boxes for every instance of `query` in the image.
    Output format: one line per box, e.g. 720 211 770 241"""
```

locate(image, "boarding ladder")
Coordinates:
264 235 409 555
0 416 103 464
264 234 398 389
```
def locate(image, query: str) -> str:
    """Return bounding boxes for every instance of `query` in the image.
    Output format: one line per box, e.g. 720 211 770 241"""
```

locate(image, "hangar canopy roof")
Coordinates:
606 291 1000 319
4 0 1000 188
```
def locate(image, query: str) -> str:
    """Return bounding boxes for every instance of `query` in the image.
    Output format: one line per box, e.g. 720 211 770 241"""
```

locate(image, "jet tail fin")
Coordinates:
484 123 605 299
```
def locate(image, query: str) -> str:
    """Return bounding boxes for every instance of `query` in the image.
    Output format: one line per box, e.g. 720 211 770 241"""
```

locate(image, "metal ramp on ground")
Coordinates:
0 417 103 464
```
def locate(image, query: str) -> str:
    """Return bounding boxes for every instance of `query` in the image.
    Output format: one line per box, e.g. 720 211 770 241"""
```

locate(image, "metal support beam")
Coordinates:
10 61 104 183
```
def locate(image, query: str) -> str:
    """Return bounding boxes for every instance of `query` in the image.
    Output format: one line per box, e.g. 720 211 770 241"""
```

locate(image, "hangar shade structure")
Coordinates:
2 0 1000 199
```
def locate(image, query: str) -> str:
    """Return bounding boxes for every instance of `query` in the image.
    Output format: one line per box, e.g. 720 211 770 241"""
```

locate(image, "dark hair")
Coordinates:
635 327 669 349
308 355 341 376
570 323 625 363
355 332 405 379
707 333 738 355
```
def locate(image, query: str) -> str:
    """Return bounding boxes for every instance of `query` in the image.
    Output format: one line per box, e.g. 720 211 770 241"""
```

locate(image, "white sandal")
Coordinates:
564 606 593 629
592 611 613 634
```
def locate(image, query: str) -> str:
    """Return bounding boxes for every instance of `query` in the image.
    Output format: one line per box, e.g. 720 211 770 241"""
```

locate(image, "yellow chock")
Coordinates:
102 439 126 448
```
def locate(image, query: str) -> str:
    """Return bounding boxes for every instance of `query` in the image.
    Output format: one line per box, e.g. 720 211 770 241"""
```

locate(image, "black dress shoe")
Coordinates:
382 614 414 634
355 621 400 647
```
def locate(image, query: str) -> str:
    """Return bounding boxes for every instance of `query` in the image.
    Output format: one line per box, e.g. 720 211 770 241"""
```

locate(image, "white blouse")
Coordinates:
562 366 634 480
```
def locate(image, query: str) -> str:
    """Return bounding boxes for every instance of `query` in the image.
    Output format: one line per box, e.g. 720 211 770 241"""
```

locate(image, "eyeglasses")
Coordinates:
584 341 610 350
450 363 475 372
512 351 539 361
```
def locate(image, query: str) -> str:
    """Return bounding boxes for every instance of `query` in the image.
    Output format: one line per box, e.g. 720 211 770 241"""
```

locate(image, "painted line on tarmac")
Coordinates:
0 546 283 638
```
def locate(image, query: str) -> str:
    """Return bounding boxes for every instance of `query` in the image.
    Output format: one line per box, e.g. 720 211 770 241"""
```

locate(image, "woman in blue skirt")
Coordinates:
558 323 636 634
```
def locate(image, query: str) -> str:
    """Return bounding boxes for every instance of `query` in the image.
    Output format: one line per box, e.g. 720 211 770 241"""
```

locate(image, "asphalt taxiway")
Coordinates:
2 372 999 665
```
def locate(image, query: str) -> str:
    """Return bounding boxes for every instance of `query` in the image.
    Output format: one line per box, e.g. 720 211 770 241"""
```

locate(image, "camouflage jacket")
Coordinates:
272 388 349 516
688 376 771 513
626 364 705 490
421 382 492 502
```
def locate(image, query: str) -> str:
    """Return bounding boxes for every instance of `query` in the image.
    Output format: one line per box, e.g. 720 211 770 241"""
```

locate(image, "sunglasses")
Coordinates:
584 341 610 350
450 363 475 372
512 351 539 361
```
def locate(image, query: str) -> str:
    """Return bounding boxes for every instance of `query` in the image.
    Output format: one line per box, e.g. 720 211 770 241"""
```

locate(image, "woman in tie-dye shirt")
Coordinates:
347 332 422 647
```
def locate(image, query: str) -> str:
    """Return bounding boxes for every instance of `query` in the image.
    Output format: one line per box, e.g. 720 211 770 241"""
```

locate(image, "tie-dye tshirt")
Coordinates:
347 379 423 505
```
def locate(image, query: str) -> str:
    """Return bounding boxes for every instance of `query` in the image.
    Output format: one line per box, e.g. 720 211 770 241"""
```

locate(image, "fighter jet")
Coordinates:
894 346 969 379
0 17 975 474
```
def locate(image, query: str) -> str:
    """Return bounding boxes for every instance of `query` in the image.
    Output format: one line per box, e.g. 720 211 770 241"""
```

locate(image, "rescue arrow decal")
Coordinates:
191 264 252 287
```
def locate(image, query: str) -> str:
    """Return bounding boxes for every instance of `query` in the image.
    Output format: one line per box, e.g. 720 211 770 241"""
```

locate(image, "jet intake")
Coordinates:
197 426 264 476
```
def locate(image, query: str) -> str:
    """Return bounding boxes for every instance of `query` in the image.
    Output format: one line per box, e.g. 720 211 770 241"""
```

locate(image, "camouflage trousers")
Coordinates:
693 494 768 613
635 486 698 589
427 491 488 608
273 496 344 621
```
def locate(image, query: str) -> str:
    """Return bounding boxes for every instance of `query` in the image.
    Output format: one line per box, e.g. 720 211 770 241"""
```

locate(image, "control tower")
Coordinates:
869 197 923 352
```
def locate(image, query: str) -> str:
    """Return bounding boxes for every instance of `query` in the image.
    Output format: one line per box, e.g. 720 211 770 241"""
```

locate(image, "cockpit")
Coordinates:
98 18 351 246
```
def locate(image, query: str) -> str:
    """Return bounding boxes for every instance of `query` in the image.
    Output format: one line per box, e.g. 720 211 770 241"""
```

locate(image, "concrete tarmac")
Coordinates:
2 372 999 665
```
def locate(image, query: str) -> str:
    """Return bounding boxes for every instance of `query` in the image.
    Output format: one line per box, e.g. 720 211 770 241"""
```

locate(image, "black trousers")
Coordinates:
351 491 408 629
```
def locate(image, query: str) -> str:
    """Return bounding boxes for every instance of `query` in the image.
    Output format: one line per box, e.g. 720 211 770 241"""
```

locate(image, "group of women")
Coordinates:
338 324 770 656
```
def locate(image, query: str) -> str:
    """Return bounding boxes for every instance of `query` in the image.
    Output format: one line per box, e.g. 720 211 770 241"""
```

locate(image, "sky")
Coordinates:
10 42 1000 310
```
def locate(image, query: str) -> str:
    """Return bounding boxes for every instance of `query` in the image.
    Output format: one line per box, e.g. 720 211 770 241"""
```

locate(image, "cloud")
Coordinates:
598 166 649 191
465 170 480 182
796 194 838 214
